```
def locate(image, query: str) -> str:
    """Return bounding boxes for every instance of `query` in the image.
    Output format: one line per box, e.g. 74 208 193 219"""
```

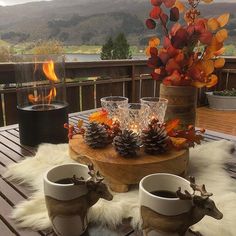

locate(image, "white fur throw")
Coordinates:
3 140 236 235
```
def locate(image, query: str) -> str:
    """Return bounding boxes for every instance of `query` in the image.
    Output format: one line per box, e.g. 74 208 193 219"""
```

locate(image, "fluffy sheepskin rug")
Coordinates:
3 140 236 235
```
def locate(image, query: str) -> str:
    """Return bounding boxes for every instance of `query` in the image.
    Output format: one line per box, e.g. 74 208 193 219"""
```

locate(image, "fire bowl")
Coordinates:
18 103 68 146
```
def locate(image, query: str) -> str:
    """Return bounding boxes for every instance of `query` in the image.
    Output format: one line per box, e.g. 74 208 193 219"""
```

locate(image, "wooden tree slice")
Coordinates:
69 135 189 193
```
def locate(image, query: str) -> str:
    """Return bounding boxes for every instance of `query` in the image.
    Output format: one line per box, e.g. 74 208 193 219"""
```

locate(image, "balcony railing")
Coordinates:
0 58 236 127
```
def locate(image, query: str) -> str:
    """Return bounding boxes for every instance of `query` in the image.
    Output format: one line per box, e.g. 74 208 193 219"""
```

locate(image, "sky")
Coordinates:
0 0 234 6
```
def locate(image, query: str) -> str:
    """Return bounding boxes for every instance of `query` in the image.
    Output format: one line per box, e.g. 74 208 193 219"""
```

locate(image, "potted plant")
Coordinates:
146 0 229 127
206 88 236 110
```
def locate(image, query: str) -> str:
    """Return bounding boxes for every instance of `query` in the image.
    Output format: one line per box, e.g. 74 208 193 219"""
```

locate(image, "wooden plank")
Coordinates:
0 93 4 127
0 196 43 236
66 86 80 113
196 107 236 136
96 83 112 108
111 82 124 97
0 131 37 155
0 218 16 236
141 79 155 98
4 92 18 125
81 85 95 111
0 135 33 157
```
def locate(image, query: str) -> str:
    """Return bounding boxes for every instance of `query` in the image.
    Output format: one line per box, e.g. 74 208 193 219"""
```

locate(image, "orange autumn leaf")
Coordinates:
170 137 187 149
214 47 225 56
214 58 225 68
146 46 151 56
89 109 112 126
207 18 220 31
215 29 228 43
77 120 83 129
174 0 185 13
206 74 218 88
191 81 207 88
202 0 213 2
149 37 160 47
199 60 214 76
217 13 230 27
165 119 180 134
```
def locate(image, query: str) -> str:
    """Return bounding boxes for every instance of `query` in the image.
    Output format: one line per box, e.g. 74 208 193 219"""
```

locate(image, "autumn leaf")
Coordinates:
170 7 180 22
77 120 83 129
165 119 180 134
146 18 157 29
151 0 162 6
217 13 230 27
202 0 213 3
174 0 185 13
149 37 161 47
150 6 162 19
89 109 112 126
170 137 187 149
207 18 220 31
214 58 225 68
163 0 176 8
206 74 218 88
214 47 225 56
215 29 228 43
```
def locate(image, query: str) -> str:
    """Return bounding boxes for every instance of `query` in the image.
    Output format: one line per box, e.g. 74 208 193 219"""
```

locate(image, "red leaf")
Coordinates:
171 28 189 49
199 31 213 45
159 51 170 65
170 7 179 22
150 6 161 19
163 0 176 8
160 12 169 25
146 19 157 29
150 47 158 56
151 0 162 6
166 58 181 74
151 72 162 80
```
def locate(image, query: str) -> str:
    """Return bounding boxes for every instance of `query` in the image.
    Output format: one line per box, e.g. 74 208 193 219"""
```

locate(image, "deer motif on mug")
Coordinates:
45 164 113 233
141 177 223 236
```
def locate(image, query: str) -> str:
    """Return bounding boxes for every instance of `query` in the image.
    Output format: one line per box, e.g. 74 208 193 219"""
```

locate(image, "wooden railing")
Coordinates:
0 58 236 127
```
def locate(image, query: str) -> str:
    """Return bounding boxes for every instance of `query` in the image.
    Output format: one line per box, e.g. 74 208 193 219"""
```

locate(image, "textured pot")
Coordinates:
44 163 90 236
160 84 197 127
206 92 236 110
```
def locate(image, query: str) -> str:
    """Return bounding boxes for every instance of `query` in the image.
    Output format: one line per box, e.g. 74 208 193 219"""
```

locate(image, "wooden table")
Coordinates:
0 110 236 236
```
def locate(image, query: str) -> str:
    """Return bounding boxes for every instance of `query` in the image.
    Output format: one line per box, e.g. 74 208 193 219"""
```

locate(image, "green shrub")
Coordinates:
213 89 236 96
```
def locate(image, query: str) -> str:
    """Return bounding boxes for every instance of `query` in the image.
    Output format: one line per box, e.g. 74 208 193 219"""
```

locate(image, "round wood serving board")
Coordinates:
69 135 189 192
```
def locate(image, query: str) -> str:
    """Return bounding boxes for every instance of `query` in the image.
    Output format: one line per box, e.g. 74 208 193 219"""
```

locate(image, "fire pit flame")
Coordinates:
28 60 58 105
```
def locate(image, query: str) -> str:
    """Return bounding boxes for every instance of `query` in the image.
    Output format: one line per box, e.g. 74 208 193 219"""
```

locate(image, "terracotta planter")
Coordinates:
160 84 197 127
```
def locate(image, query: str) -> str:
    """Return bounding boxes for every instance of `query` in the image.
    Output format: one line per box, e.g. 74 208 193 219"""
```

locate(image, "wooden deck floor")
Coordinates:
196 107 236 136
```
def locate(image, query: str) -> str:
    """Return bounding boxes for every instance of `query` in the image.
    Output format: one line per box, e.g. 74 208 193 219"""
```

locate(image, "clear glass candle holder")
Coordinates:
101 96 128 121
140 97 168 123
118 103 150 134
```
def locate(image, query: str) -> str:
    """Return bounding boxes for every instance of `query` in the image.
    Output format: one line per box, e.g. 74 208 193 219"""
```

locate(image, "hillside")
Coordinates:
0 0 236 45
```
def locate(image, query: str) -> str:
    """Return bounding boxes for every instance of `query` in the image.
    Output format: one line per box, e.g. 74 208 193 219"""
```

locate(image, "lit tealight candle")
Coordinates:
130 124 139 134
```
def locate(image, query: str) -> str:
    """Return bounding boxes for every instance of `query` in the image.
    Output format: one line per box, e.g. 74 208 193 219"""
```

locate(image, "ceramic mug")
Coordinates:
44 163 90 236
139 173 193 236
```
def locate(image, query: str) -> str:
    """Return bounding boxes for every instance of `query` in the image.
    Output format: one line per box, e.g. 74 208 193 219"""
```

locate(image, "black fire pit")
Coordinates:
18 103 68 146
15 55 68 146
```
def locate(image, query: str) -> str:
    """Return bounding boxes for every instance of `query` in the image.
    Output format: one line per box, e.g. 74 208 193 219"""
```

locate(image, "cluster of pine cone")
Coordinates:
84 118 170 158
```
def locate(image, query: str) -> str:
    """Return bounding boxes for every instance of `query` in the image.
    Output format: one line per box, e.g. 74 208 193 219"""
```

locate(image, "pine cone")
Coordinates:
113 130 141 157
141 119 169 155
84 122 109 148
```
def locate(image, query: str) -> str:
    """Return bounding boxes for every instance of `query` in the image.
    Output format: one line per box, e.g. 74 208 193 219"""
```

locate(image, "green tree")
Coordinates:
100 37 113 60
113 33 132 59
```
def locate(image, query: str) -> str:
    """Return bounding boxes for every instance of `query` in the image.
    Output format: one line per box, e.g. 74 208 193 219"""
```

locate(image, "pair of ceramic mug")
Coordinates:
44 163 192 236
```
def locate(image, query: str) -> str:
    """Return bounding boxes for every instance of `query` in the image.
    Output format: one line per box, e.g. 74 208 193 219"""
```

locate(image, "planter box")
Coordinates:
206 92 236 110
